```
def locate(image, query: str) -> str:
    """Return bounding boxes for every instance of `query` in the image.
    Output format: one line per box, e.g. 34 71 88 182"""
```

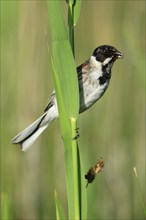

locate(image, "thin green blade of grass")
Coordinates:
47 1 80 219
66 1 87 219
50 55 75 219
68 3 75 55
47 1 67 41
48 1 79 119
52 41 79 118
71 118 80 219
54 191 67 220
47 1 86 219
50 56 70 137
67 0 81 27
72 136 87 220
74 0 81 26
51 58 76 218
50 56 74 219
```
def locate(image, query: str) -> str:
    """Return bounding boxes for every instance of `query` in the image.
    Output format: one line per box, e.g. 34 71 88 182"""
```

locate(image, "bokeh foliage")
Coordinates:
1 1 145 219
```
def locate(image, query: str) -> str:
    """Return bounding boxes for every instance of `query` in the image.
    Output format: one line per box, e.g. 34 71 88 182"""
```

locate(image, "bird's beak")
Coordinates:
115 50 124 59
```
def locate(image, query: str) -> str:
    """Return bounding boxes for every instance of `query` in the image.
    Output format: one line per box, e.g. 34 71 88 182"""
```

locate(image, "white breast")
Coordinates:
83 79 109 109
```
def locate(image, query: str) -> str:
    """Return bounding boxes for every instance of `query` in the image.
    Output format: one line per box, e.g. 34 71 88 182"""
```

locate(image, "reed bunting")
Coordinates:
12 45 123 151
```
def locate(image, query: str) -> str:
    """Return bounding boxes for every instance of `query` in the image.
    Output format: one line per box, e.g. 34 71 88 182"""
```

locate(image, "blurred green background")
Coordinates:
1 0 145 219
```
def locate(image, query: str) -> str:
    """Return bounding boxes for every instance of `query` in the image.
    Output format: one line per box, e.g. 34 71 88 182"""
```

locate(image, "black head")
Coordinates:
93 45 123 63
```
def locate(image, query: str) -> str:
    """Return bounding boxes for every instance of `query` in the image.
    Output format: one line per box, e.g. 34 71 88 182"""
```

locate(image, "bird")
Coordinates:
12 45 123 151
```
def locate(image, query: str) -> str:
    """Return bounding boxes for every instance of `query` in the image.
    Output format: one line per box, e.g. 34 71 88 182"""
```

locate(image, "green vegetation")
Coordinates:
1 1 145 219
47 1 86 219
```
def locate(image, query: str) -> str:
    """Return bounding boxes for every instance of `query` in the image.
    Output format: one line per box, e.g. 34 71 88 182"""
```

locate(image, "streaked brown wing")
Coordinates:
77 60 90 81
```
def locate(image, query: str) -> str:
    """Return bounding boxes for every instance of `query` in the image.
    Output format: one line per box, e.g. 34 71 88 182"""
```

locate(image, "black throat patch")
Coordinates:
99 64 112 85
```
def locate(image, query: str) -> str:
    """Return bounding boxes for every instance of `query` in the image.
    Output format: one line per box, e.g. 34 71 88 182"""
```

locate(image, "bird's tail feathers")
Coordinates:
12 112 48 151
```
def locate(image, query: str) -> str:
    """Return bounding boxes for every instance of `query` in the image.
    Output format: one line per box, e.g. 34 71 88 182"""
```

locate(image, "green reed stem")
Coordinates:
68 2 75 56
71 118 80 219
